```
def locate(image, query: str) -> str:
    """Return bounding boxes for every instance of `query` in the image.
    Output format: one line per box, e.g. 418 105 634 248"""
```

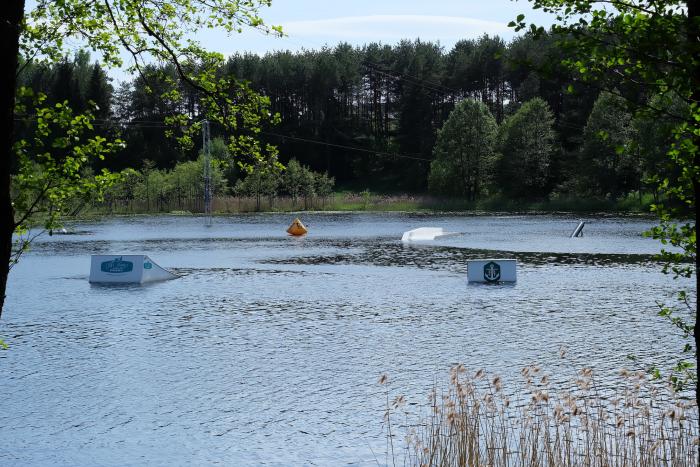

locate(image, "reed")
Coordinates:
384 363 698 466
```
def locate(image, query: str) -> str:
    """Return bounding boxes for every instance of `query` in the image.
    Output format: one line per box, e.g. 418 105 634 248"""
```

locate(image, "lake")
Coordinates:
0 213 693 466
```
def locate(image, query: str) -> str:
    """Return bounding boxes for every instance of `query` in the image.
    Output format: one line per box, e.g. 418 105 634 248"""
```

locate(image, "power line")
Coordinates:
362 62 459 96
13 115 432 162
260 130 431 162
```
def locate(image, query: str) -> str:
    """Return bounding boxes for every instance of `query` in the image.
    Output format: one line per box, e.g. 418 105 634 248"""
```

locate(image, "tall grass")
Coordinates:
383 363 698 466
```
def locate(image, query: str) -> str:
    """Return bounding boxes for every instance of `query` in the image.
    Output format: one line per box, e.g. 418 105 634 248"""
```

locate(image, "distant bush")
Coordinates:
234 158 335 211
103 154 227 212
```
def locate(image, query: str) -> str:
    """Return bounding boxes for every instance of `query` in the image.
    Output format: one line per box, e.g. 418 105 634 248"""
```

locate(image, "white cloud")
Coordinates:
281 14 510 43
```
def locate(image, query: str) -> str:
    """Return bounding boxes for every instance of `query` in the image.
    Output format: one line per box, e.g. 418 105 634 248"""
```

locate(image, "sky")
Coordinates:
201 0 555 56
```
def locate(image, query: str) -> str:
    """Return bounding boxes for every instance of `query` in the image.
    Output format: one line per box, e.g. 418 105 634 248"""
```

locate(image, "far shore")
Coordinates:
81 191 660 219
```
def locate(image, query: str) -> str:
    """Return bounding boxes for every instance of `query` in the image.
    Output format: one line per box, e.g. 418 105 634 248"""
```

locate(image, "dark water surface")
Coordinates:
0 213 693 466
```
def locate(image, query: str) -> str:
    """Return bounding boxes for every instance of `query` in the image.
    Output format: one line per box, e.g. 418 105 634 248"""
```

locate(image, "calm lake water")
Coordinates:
0 213 694 466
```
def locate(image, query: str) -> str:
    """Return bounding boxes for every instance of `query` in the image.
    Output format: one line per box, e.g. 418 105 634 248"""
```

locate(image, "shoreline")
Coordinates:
63 208 660 223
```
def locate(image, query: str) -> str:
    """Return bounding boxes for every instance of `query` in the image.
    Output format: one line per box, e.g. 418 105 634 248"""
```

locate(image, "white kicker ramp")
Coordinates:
89 255 178 284
402 227 459 242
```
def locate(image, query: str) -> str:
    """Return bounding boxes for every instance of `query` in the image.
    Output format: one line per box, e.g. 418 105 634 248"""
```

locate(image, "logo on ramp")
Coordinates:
100 257 134 274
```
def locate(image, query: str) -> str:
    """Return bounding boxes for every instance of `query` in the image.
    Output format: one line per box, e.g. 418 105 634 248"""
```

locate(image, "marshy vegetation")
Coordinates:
382 360 698 466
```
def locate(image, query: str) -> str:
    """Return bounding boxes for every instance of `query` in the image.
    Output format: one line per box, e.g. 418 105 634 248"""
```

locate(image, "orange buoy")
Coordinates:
286 218 308 236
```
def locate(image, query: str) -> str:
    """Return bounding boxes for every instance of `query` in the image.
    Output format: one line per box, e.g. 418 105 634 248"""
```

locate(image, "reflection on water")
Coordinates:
267 239 658 270
0 213 694 466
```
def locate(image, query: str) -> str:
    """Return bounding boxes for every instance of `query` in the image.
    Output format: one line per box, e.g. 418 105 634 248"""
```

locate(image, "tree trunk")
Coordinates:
0 0 25 318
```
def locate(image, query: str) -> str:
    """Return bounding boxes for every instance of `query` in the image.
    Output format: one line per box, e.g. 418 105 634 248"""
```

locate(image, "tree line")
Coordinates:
14 33 685 204
430 92 685 203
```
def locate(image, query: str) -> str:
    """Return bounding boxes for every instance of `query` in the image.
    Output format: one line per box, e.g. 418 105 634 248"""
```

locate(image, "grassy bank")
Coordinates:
325 192 655 213
91 191 656 216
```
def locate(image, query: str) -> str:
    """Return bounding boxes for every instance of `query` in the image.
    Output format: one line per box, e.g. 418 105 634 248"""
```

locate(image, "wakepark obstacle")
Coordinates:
89 255 178 284
401 226 517 283
401 227 460 242
88 219 596 285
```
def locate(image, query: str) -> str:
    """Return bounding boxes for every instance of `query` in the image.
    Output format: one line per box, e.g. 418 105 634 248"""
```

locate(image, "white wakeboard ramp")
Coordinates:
401 227 459 242
89 255 178 284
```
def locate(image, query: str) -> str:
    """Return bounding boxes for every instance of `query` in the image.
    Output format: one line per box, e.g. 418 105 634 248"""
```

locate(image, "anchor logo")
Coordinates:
483 261 501 282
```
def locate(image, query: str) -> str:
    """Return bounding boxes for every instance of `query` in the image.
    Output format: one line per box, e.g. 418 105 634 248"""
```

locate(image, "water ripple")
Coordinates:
0 214 694 466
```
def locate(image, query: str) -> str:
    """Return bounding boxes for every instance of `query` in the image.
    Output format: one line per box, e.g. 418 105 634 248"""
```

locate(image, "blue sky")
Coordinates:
197 0 555 55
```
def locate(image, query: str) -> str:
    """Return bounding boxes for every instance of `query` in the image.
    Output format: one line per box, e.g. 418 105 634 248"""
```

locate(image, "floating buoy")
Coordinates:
287 218 308 236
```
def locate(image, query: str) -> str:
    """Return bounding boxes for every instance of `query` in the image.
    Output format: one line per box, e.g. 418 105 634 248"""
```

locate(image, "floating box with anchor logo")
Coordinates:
467 259 517 283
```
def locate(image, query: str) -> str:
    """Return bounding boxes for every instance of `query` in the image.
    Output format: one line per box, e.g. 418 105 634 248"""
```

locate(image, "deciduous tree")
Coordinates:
579 91 638 199
428 99 498 200
497 97 557 199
